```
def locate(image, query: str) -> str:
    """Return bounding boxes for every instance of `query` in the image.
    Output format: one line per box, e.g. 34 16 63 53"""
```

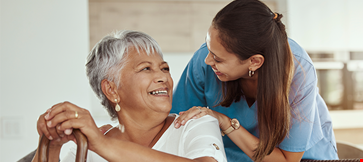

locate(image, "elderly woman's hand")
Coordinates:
43 101 105 152
174 106 229 129
37 105 71 148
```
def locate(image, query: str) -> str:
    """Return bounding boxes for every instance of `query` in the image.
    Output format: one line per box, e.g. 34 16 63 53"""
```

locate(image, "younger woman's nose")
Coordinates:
205 52 214 66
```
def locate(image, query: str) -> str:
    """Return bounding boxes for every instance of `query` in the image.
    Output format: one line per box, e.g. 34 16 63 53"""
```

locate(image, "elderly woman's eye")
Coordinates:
162 67 170 71
141 67 150 71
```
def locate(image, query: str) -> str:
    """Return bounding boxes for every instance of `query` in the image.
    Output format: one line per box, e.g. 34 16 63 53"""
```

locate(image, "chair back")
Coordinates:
336 141 363 159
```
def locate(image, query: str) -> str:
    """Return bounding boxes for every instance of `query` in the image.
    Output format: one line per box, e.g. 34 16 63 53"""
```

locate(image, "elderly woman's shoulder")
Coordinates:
193 115 219 123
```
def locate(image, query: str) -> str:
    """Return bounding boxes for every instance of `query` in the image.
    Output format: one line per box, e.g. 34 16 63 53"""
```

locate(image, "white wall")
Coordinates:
287 0 363 51
0 0 90 161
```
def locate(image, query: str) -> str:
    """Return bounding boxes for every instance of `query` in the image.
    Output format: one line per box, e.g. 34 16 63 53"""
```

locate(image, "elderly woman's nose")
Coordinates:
154 70 168 83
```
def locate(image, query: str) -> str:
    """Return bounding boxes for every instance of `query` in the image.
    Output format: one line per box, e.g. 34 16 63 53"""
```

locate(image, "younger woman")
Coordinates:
172 0 338 161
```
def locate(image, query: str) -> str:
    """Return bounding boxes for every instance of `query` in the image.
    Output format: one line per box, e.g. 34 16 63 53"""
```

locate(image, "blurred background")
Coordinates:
1 0 362 161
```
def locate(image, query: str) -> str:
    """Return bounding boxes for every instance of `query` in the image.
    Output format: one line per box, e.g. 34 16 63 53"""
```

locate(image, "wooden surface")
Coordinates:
89 0 278 52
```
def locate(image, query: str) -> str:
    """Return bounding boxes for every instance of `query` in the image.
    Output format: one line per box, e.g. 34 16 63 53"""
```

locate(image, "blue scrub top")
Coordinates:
171 38 339 161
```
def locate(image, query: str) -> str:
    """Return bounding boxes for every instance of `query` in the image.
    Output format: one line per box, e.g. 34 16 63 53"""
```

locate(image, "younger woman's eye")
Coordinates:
213 58 222 63
214 59 222 63
213 55 222 63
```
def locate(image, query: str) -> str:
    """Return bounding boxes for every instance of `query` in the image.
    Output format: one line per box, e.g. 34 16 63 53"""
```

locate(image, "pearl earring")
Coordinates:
115 99 121 112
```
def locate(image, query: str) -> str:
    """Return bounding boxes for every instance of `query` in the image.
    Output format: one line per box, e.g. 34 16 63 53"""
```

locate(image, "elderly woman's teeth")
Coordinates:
150 90 167 95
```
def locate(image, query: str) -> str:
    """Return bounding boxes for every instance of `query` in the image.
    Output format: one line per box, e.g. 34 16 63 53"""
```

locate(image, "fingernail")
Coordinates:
44 113 49 119
192 116 197 119
181 120 186 125
47 121 52 127
174 123 180 128
56 138 61 142
60 134 64 138
49 136 53 140
58 125 61 130
65 129 72 135
46 108 52 113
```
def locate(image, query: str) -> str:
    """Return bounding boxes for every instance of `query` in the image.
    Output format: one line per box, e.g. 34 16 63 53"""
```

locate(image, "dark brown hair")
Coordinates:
212 0 294 161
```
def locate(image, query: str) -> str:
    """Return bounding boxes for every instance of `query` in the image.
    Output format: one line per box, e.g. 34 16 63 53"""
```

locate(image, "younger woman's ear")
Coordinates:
249 54 264 71
101 79 119 103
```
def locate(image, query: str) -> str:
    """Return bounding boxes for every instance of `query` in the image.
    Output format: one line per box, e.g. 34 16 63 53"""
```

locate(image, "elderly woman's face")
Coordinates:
117 47 173 114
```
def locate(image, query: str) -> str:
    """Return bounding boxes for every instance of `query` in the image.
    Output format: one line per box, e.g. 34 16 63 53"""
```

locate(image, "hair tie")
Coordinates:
273 13 278 20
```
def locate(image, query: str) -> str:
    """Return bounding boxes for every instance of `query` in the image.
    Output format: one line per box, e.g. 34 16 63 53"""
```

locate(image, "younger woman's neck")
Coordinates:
240 78 258 107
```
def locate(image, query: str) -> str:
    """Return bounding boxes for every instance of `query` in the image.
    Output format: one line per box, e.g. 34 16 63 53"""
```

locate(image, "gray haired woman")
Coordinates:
32 30 227 162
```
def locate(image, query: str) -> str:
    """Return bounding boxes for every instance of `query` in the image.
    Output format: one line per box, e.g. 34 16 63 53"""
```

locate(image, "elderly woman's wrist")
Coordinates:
92 135 109 154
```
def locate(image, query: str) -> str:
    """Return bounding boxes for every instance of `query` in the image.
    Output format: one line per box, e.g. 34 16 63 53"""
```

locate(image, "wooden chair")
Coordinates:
336 141 363 159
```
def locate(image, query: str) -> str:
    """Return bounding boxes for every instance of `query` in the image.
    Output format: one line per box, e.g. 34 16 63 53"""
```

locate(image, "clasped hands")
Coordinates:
36 101 112 151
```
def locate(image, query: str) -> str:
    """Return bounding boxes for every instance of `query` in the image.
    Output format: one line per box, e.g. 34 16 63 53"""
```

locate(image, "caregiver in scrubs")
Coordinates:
171 0 339 161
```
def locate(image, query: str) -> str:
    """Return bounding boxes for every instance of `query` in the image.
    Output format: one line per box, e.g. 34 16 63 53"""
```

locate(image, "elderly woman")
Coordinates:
31 30 226 162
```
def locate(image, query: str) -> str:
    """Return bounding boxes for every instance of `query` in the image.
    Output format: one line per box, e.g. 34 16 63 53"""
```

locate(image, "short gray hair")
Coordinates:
86 30 163 120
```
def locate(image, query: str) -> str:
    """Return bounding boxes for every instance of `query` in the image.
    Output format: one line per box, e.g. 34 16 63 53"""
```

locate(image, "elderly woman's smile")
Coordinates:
149 89 168 95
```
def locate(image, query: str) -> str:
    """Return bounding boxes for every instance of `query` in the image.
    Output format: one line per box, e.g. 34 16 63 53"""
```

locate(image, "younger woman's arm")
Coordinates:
175 107 304 162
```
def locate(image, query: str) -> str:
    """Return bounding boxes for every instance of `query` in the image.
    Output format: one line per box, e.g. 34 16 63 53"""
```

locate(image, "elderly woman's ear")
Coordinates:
101 79 120 103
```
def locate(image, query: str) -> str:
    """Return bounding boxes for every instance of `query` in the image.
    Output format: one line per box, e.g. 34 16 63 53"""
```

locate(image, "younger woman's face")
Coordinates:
205 26 250 82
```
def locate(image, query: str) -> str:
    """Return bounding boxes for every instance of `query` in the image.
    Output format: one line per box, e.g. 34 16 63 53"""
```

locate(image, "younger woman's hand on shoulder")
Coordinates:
174 106 225 128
